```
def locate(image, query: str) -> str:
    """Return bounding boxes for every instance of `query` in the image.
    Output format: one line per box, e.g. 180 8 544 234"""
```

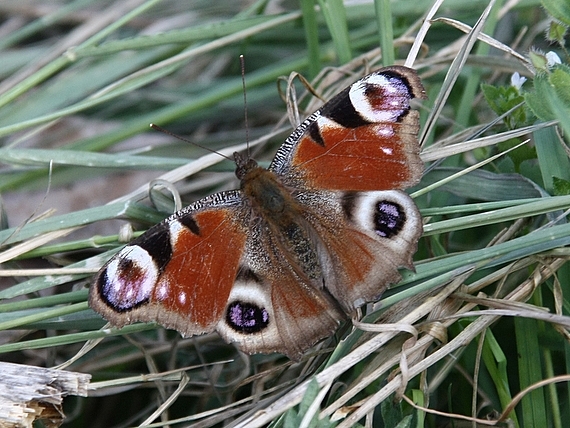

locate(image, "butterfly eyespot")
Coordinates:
374 201 406 238
98 246 158 311
349 73 413 124
226 301 270 333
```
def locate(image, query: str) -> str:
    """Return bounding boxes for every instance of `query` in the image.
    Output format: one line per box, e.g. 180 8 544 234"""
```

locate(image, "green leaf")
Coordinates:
546 20 568 46
553 176 570 195
497 139 537 172
550 65 570 105
282 408 301 428
542 0 570 26
299 378 320 417
316 0 352 63
524 66 570 123
481 83 527 129
515 316 548 427
381 399 404 427
281 379 337 428
482 331 519 425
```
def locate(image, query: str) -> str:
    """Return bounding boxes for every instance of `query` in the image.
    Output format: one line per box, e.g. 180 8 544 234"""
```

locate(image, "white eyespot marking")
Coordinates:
156 283 169 301
316 115 338 131
169 220 185 245
217 278 276 340
100 245 157 310
348 191 421 243
375 125 395 138
381 146 393 155
178 291 187 306
349 73 411 123
226 282 272 313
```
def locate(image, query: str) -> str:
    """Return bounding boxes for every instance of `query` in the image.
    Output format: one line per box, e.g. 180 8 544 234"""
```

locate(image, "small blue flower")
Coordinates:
510 72 527 90
546 51 561 67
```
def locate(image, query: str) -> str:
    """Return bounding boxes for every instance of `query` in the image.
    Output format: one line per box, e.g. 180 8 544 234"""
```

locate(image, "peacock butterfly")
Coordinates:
89 65 425 359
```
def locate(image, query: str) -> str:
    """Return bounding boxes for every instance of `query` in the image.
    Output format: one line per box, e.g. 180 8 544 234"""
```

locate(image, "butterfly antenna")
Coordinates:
149 123 233 162
240 55 251 159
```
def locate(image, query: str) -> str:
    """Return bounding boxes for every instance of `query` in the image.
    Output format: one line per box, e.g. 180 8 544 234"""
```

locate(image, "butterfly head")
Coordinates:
234 151 260 180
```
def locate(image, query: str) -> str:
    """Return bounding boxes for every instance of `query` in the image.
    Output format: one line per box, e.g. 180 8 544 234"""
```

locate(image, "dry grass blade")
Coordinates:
420 0 498 145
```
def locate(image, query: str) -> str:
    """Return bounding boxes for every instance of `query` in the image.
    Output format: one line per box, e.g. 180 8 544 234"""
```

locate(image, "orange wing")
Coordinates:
270 66 425 191
89 192 248 336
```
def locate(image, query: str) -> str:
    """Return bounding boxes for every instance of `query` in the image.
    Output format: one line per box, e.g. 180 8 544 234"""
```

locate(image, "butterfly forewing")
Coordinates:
270 65 425 191
90 192 248 336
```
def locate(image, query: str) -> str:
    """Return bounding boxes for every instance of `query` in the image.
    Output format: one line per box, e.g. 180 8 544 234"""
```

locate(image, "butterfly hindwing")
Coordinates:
318 190 423 311
216 264 344 358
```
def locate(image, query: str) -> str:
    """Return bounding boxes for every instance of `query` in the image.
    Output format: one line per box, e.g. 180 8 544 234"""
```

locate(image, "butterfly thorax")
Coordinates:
243 169 299 217
234 152 324 283
235 152 293 216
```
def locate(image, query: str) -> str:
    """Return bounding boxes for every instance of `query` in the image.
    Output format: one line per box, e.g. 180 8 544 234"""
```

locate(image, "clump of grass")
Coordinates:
1 1 569 427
